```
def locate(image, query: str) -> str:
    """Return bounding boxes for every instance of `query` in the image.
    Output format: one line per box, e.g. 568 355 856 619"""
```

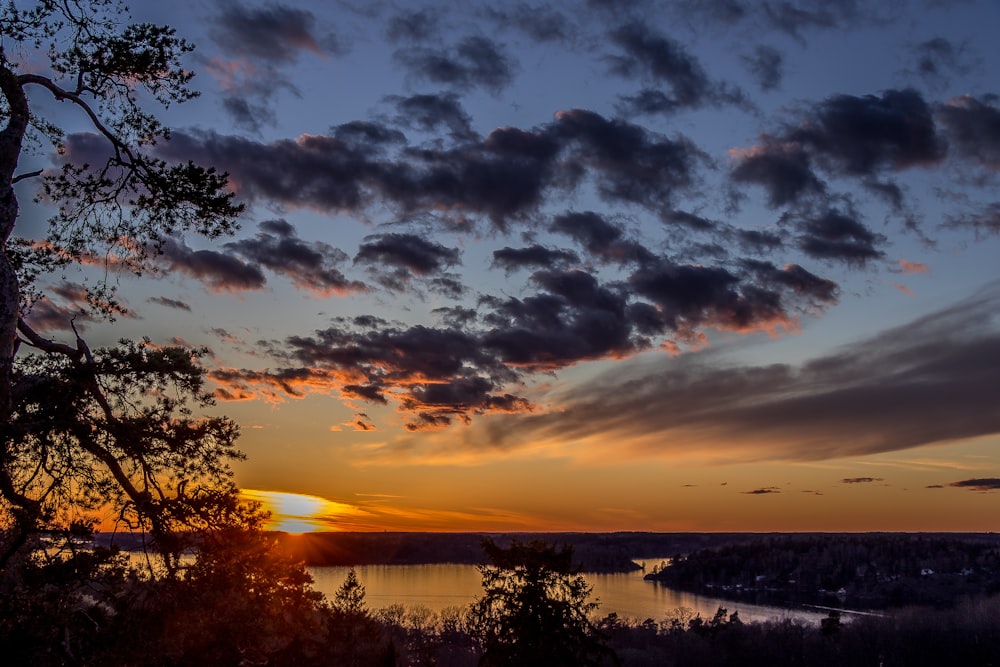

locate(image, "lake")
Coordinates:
308 561 829 625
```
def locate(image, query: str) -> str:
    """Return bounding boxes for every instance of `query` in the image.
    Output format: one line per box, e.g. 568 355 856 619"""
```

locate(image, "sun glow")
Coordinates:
241 489 366 533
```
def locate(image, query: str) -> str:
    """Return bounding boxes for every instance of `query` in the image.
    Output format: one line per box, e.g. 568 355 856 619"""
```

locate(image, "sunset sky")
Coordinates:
16 0 1000 533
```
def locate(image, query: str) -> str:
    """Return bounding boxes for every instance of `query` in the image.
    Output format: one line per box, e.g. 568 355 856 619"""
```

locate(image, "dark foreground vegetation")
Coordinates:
4 534 1000 666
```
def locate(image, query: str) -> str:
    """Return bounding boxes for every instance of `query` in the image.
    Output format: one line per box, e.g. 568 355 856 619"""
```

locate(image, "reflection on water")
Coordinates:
309 562 827 625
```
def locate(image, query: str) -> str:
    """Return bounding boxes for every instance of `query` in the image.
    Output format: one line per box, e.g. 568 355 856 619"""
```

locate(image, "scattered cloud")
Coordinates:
841 477 885 484
148 296 192 311
950 478 1000 491
393 36 516 93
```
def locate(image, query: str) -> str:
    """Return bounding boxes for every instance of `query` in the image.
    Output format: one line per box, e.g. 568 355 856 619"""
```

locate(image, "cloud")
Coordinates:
950 478 1000 491
148 296 192 311
156 237 266 293
478 281 1000 462
608 22 745 113
550 210 654 264
944 202 1000 237
897 259 929 274
936 95 1000 172
225 220 366 297
385 8 441 43
743 45 784 92
492 245 581 273
841 477 885 484
730 143 824 207
354 232 461 292
485 3 576 43
157 109 707 228
730 89 945 209
393 35 516 92
742 487 780 495
23 285 100 333
210 0 343 63
795 207 886 266
388 92 475 141
480 268 640 369
910 37 973 86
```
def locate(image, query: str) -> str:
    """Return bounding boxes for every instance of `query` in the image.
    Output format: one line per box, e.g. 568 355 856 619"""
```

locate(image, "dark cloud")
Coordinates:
760 0 898 41
22 283 102 333
551 210 654 264
608 22 744 113
790 89 945 174
225 220 366 296
795 208 886 266
262 320 528 425
481 268 639 369
943 202 1000 237
730 143 824 207
492 245 581 272
385 8 441 43
148 296 192 311
480 281 1000 461
743 45 784 91
911 37 973 85
210 0 343 63
841 477 884 484
158 109 705 229
742 487 780 495
389 93 475 141
156 238 266 293
394 36 516 92
552 109 705 210
950 478 1000 491
627 259 826 339
665 210 718 232
936 95 1000 172
485 3 575 43
730 89 945 209
354 232 461 281
222 95 275 133
733 229 785 253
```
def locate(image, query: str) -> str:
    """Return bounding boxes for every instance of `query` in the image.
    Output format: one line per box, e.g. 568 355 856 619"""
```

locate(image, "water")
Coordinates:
308 562 828 625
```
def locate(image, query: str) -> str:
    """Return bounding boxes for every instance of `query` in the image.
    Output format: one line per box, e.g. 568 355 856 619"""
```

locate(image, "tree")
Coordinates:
0 1 242 565
469 538 618 667
333 567 368 616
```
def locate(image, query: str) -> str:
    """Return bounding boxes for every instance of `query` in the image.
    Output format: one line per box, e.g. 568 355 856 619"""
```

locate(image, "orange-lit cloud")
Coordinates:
898 259 929 274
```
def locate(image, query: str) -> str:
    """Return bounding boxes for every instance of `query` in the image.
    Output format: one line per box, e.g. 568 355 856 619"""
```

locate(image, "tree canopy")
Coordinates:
1 0 243 566
470 538 617 666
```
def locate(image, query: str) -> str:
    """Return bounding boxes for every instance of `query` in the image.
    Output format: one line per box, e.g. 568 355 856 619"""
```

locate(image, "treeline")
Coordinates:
266 531 761 572
646 533 1000 609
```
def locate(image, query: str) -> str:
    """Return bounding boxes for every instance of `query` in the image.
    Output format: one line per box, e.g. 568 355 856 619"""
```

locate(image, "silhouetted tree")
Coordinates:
470 538 618 666
1 0 243 568
333 567 368 616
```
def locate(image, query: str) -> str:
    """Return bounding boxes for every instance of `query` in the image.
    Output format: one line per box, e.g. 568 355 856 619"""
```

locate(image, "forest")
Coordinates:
645 532 1000 610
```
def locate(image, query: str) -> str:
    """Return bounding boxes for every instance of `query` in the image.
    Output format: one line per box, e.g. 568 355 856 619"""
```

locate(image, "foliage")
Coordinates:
469 538 618 666
647 533 1000 609
1 0 243 567
333 567 369 616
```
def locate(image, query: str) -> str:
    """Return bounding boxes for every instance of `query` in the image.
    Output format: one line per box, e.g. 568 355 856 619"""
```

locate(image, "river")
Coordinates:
308 561 828 625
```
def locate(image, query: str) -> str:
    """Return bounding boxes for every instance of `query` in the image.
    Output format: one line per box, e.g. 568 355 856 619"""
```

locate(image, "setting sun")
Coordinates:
242 489 366 533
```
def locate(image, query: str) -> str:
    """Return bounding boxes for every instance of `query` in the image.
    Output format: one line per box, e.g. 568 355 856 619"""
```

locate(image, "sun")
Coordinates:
241 489 364 533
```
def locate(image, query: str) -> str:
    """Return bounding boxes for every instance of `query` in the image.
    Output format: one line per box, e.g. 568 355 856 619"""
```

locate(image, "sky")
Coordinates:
15 0 1000 533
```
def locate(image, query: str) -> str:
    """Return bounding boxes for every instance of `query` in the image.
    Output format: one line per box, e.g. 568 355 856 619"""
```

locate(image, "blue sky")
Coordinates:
16 0 1000 531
